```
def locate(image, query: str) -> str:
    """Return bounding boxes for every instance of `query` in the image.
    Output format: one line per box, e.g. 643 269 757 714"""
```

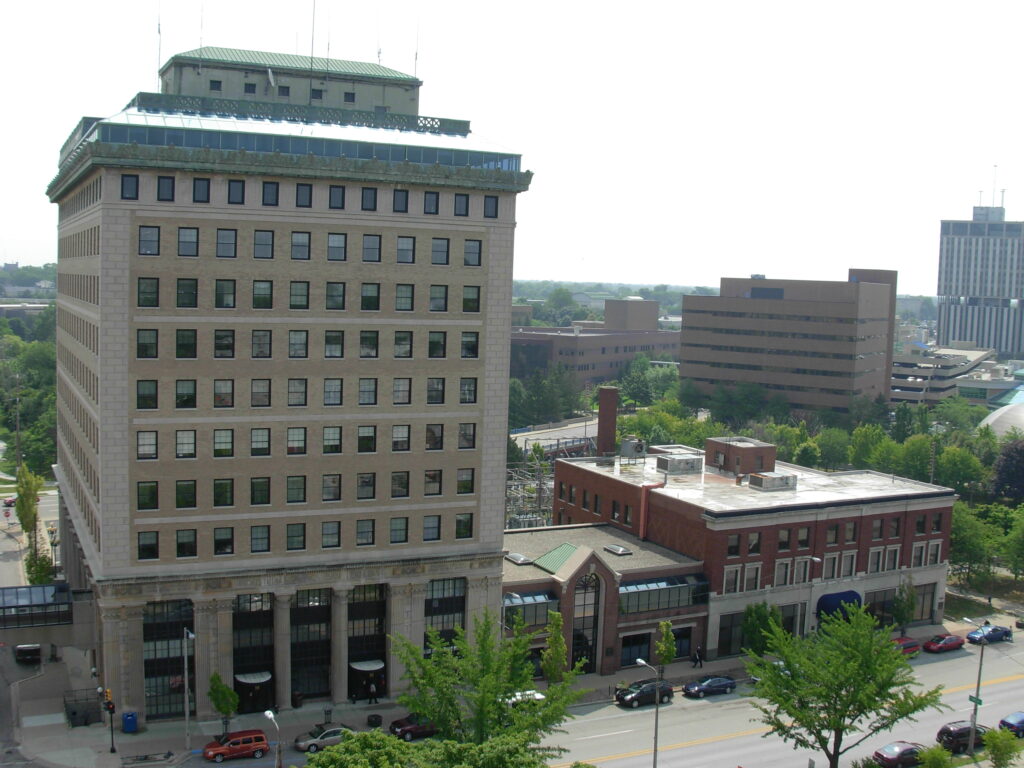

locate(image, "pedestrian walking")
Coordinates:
692 645 703 668
368 681 378 704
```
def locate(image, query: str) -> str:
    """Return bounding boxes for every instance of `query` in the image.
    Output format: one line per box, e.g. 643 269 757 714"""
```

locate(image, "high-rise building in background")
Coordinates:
679 269 896 412
48 47 530 722
937 206 1024 357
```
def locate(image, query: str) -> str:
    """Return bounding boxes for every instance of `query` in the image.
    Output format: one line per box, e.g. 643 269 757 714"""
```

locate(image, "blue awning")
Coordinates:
816 590 862 618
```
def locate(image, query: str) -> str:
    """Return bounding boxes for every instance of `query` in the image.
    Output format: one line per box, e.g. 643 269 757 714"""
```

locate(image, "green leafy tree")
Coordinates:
508 378 531 429
793 441 821 468
982 722 1022 768
15 463 43 558
1003 515 1024 579
993 440 1024 503
391 609 583 746
654 621 676 668
891 403 914 443
868 437 902 474
890 579 917 636
849 424 886 469
765 394 792 424
935 445 985 494
25 549 53 584
506 436 525 467
620 370 654 407
677 378 705 416
972 425 1001 467
816 428 851 470
974 503 1017 535
741 602 783 656
917 744 954 768
540 610 572 685
933 395 989 434
900 434 934 482
912 404 931 436
746 604 945 768
950 502 999 582
207 671 239 734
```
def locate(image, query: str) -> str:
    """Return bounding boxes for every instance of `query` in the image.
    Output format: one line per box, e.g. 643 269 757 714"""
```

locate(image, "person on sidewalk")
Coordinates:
368 681 378 705
691 645 703 668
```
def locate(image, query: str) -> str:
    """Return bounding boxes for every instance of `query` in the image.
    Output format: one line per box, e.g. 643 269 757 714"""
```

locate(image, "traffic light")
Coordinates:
104 688 112 703
104 700 116 714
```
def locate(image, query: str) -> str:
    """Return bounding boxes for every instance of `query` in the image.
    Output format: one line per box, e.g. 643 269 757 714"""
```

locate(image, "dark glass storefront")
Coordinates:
233 593 274 714
349 585 388 702
572 574 600 673
291 589 331 698
142 600 194 720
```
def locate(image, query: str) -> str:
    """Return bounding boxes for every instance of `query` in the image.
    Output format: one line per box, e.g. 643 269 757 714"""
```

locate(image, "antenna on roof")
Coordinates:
198 2 204 75
414 23 419 76
992 164 999 207
1002 189 1007 208
308 0 317 106
378 46 382 65
157 1 162 91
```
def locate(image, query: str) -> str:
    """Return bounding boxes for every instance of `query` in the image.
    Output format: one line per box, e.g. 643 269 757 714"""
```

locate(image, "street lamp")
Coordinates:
963 617 988 755
805 556 823 634
264 710 282 768
635 658 661 768
98 686 115 753
183 628 194 752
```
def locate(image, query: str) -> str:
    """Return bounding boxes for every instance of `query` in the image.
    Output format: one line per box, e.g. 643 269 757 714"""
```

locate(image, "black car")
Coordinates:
999 712 1024 737
873 741 924 767
682 675 736 698
614 679 674 708
936 720 990 752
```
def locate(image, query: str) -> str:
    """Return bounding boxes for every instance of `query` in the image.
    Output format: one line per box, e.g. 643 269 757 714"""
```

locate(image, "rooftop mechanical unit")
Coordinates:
748 472 798 492
655 455 702 475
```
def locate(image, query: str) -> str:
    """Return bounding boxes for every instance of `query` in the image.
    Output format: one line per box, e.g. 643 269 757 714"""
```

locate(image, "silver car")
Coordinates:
293 724 353 753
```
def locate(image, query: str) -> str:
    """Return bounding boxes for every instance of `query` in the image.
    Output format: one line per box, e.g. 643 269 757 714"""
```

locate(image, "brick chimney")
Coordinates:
597 386 618 456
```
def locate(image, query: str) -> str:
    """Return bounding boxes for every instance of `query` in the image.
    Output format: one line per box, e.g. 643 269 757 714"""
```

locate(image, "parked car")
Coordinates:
1016 616 1024 630
294 723 354 753
615 679 674 707
999 712 1024 737
682 675 736 698
936 720 990 752
3 495 38 507
966 624 1013 644
504 690 546 706
891 637 921 657
389 713 437 741
923 634 965 653
872 741 925 767
203 730 269 762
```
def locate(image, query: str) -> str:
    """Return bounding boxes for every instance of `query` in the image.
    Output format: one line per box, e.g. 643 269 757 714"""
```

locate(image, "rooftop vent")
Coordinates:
603 544 633 557
748 472 797 492
620 438 646 458
656 455 702 475
505 552 534 565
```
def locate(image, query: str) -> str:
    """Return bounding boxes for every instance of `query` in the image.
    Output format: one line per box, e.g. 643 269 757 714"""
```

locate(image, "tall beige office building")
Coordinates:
679 269 896 412
48 47 530 722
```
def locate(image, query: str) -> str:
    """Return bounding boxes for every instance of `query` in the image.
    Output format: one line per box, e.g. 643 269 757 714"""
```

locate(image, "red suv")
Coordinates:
203 730 269 762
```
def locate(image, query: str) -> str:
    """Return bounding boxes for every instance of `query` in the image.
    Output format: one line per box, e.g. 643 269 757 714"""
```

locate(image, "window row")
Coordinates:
135 376 478 409
136 328 480 361
137 226 485 267
136 512 476 560
135 469 477 509
122 174 499 219
137 277 481 313
136 422 478 459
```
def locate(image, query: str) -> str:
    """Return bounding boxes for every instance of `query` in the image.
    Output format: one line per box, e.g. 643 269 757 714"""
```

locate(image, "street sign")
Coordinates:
969 695 982 705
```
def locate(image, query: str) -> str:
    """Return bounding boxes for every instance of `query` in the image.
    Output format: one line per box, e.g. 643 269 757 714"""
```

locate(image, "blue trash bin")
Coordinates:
122 711 138 733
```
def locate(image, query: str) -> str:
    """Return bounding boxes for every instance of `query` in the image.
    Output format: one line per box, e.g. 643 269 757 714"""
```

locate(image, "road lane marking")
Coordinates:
575 729 635 741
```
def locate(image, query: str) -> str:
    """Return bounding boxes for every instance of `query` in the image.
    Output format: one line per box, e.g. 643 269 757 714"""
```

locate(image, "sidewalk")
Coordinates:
13 615 1010 768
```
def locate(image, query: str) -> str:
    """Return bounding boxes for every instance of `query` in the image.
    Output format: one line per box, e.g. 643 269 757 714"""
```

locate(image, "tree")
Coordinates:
950 503 999 582
868 438 902 475
746 604 945 768
849 424 886 469
654 621 676 668
540 610 571 685
391 609 583 746
891 403 914 443
993 440 1024 503
14 463 43 559
506 436 525 467
207 671 239 734
917 744 954 768
982 723 1021 768
935 445 985 494
677 378 705 416
890 579 917 636
741 602 783 657
900 434 934 482
816 428 851 470
1004 515 1024 580
793 441 821 468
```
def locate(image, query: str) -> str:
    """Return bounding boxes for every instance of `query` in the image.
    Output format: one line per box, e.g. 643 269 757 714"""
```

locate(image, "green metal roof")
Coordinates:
164 47 419 83
533 543 578 575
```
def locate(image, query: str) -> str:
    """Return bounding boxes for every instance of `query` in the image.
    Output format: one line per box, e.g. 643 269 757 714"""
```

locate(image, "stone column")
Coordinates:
118 604 146 720
330 589 348 706
273 592 293 711
192 599 220 719
388 582 426 690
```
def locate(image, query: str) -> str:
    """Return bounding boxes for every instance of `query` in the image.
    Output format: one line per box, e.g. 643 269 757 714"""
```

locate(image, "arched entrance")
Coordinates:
571 573 600 674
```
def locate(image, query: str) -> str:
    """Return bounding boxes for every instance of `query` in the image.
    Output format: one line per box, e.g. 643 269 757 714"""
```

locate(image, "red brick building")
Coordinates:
538 436 954 666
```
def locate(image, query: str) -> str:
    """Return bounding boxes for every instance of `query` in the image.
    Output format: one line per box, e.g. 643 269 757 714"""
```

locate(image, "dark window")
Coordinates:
287 476 307 503
251 478 271 505
429 285 448 311
344 91 356 103
209 79 222 91
214 528 234 555
323 427 342 454
362 234 381 262
288 330 308 358
290 281 309 310
390 516 408 542
357 474 376 500
361 187 377 211
423 515 441 542
322 521 340 548
424 191 439 215
325 330 344 358
227 179 245 204
322 474 341 501
253 281 273 309
214 279 236 309
427 377 445 404
461 332 479 358
137 482 158 510
136 380 157 409
250 525 270 552
394 331 413 358
295 184 312 208
287 524 306 550
214 379 234 407
455 513 473 538
360 330 379 358
428 331 446 358
291 231 310 260
178 227 198 257
727 535 739 556
175 480 196 508
175 329 197 358
137 329 158 358
253 230 274 259
327 233 346 261
244 83 256 95
356 519 375 545
250 428 271 456
358 426 377 453
177 279 198 308
393 189 408 212
463 286 481 312
748 532 761 554
176 529 197 558
175 380 196 408
395 284 414 311
216 229 237 258
262 181 279 206
454 194 469 216
358 378 377 405
192 178 210 203
251 379 271 407
458 423 476 449
213 478 234 507
121 174 139 200
138 226 160 256
425 424 444 451
397 236 415 263
484 195 498 218
431 238 449 265
464 240 482 266
361 283 380 311
157 176 175 201
278 85 290 97
326 282 345 310
288 378 307 406
137 278 159 307
329 185 345 209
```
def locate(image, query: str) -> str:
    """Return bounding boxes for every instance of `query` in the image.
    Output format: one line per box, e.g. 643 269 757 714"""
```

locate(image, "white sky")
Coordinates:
3 0 1023 295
